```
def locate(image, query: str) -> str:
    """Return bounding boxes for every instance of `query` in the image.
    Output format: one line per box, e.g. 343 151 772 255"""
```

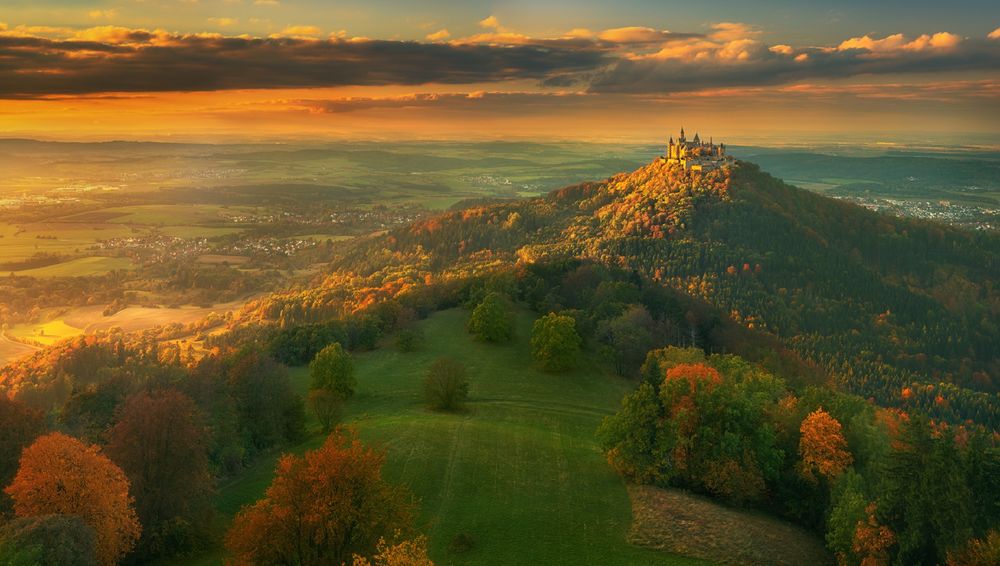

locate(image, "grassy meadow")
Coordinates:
182 308 702 565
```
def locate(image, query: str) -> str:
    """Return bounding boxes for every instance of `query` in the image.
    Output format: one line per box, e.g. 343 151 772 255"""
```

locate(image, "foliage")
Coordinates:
422 357 469 411
601 355 784 505
225 348 306 455
530 313 582 372
4 432 141 566
0 396 46 513
395 328 425 352
467 291 513 343
947 530 1000 566
309 342 356 400
352 536 434 566
798 408 853 483
308 388 343 433
0 514 99 566
224 428 414 566
105 389 214 560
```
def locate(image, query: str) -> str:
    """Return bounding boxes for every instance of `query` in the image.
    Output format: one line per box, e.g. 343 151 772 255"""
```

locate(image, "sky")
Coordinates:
1 0 998 143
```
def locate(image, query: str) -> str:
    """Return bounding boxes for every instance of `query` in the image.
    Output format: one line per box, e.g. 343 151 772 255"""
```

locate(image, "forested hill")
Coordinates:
315 158 998 426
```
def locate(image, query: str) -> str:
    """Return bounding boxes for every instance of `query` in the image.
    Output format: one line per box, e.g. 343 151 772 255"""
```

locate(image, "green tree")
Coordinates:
423 357 469 411
0 515 99 566
597 382 669 483
467 292 513 343
310 343 356 400
530 313 582 372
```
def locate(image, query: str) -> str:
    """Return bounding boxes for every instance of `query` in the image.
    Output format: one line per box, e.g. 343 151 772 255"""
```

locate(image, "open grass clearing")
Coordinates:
182 307 703 565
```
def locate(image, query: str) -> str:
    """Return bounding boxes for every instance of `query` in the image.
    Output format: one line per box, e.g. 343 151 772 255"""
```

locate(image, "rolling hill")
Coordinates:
263 157 999 427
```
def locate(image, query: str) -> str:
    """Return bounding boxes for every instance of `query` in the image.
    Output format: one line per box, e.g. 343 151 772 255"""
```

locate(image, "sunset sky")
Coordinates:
2 0 999 142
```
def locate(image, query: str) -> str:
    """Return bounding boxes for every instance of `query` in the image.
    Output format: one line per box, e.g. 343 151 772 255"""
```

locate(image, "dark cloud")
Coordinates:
586 39 1000 94
294 92 592 114
1 26 998 99
0 32 606 98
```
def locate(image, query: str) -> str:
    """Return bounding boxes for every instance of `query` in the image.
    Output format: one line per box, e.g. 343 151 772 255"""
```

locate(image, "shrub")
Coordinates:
423 358 469 411
395 328 424 352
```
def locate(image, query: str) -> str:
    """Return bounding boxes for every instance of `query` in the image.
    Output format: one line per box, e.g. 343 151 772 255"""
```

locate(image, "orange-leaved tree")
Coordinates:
852 502 896 566
225 428 415 566
798 408 853 483
4 432 141 566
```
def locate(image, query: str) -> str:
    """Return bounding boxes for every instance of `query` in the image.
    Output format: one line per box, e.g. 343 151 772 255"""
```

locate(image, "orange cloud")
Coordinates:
990 27 1000 40
268 25 323 39
426 28 450 41
838 32 962 53
479 16 501 30
208 18 239 28
710 22 760 42
598 26 671 44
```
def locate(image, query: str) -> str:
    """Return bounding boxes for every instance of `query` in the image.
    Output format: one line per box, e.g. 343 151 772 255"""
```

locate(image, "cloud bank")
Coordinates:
0 22 998 98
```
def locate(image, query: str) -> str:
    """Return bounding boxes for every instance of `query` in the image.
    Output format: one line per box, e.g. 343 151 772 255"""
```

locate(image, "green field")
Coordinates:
184 308 700 565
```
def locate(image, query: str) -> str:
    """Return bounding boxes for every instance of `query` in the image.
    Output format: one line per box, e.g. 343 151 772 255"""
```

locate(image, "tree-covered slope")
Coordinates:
320 159 999 425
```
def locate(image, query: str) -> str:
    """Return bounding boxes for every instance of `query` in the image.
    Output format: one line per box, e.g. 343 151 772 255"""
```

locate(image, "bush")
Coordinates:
530 313 582 372
423 358 469 411
395 328 424 352
467 292 513 343
309 389 343 433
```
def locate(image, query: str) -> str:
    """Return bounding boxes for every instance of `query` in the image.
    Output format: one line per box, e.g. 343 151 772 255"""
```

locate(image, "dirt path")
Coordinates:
628 484 833 566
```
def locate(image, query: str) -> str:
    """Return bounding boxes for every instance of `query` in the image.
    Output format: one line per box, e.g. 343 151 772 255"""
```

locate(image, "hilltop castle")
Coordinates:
661 128 733 171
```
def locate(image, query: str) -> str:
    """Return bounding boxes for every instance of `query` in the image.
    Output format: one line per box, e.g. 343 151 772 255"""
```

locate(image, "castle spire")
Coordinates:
679 127 685 140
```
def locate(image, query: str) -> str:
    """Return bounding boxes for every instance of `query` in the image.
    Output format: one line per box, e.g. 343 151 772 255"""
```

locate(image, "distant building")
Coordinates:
661 128 733 171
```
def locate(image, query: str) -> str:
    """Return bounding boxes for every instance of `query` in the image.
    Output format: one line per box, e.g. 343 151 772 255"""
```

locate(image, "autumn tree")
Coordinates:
4 433 141 566
423 357 469 411
105 389 214 559
798 408 853 483
310 342 356 400
0 395 46 513
467 292 513 343
352 536 433 566
852 502 895 566
530 313 582 372
0 514 99 566
225 429 415 566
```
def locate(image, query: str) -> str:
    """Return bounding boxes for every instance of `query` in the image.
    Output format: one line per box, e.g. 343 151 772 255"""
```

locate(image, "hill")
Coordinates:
248 158 999 427
177 308 726 565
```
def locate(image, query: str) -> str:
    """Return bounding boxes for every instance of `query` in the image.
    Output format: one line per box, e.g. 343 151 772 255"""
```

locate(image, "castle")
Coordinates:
661 128 733 171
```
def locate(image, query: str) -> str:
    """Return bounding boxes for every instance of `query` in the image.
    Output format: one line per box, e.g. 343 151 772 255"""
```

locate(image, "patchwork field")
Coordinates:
2 299 247 363
179 308 701 565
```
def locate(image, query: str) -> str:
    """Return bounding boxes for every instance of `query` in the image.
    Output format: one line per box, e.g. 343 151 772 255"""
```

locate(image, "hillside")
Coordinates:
254 158 998 427
176 308 718 565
